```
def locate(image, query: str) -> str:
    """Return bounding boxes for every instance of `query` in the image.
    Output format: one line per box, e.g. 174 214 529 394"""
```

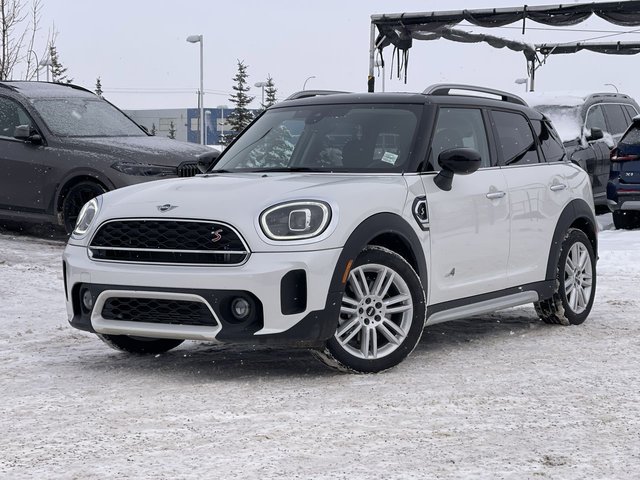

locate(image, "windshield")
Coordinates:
534 105 583 143
214 104 421 173
32 98 146 137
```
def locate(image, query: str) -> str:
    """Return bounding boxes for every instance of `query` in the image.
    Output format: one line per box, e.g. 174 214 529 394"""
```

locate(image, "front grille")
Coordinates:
102 297 217 326
177 162 199 177
89 219 249 265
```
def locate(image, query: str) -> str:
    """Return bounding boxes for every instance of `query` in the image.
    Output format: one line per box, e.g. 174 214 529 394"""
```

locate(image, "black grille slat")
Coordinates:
90 220 248 265
102 297 217 326
177 162 199 177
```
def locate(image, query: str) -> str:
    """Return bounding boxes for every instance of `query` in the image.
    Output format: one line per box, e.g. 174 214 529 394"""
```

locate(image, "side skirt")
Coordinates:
425 280 555 326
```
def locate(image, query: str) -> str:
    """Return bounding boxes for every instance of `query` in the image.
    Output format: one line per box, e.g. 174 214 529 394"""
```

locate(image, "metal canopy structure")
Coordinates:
368 1 640 92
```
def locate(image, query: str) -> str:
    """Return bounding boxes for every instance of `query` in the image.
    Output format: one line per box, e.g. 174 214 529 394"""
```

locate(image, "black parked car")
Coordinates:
0 81 210 233
526 92 639 211
608 115 640 229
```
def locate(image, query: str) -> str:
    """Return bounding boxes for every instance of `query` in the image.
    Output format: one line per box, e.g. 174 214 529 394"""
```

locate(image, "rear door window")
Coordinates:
492 110 539 166
603 104 630 135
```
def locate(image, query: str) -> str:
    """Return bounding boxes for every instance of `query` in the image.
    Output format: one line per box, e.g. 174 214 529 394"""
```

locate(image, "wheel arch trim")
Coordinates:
328 212 427 295
545 198 598 281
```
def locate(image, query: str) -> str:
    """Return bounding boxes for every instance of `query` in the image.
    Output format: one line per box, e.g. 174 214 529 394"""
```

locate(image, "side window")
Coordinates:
532 119 565 163
603 104 630 135
492 110 539 165
427 107 491 171
0 97 33 138
585 105 607 132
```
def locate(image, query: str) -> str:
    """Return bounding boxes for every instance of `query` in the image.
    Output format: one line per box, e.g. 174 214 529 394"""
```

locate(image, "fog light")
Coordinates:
82 289 94 311
231 297 251 320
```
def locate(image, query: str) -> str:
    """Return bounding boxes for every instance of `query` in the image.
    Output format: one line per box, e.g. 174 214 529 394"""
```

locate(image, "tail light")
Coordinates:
611 148 639 162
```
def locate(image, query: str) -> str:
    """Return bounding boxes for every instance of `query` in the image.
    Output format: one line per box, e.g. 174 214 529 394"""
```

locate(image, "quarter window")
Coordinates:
624 104 638 121
427 108 491 171
532 119 565 163
492 110 539 165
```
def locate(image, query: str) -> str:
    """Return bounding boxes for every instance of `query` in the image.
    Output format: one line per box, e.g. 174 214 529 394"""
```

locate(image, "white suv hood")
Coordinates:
83 172 410 251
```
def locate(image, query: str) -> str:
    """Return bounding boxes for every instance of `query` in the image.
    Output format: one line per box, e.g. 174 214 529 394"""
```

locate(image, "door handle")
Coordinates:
550 184 567 191
486 191 506 200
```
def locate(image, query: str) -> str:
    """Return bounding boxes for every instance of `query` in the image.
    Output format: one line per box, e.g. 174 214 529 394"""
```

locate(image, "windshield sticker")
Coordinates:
381 151 398 164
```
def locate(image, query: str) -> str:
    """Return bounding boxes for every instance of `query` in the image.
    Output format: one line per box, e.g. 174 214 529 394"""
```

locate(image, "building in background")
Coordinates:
125 107 258 145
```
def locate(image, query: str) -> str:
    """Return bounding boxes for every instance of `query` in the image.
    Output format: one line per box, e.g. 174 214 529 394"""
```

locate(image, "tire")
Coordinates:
97 334 184 354
313 246 426 373
61 181 107 234
534 228 596 326
613 210 640 230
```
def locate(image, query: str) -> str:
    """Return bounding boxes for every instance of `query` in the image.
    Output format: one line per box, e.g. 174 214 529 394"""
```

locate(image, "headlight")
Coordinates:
260 201 331 240
111 161 176 177
72 197 100 238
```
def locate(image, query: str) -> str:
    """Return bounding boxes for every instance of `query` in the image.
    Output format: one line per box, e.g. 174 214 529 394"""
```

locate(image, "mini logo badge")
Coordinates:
157 204 178 212
212 229 223 243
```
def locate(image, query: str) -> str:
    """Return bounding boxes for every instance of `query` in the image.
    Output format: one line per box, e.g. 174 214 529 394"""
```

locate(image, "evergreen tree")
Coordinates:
224 60 255 144
49 43 72 83
263 75 277 109
168 121 176 139
151 122 157 135
95 77 103 97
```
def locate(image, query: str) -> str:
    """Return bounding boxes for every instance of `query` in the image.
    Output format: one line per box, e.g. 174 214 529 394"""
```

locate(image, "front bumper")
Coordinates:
63 244 344 346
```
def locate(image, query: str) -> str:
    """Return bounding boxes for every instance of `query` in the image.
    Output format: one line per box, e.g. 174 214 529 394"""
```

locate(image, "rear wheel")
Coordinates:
535 228 596 325
61 181 106 234
314 246 426 373
98 334 184 354
613 210 639 230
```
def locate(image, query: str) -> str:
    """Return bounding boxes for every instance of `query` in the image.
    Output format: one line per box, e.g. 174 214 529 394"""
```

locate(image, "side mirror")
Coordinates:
586 127 604 142
434 147 482 191
196 150 221 173
13 125 42 145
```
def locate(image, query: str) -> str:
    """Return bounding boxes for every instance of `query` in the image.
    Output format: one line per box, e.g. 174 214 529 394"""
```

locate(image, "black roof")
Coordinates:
0 81 96 99
274 89 541 118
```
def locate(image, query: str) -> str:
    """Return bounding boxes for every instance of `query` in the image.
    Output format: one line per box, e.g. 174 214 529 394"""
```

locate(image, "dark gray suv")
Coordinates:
526 91 640 211
0 81 210 233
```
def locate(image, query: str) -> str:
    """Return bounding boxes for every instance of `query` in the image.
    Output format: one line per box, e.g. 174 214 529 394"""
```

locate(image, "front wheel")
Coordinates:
534 228 596 325
61 181 107 234
97 334 184 354
314 246 426 373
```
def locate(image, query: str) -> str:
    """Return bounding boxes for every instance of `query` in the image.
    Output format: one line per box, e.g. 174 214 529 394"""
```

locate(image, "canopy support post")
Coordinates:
368 22 376 92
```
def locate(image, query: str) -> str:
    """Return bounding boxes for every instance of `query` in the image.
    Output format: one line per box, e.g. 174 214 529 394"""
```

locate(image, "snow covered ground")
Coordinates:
0 215 638 479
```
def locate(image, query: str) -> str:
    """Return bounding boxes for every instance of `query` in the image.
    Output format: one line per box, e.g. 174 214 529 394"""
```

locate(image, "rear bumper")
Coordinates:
607 180 640 211
63 244 344 346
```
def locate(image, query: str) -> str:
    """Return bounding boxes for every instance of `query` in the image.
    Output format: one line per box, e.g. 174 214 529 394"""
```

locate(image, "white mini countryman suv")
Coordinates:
63 85 598 373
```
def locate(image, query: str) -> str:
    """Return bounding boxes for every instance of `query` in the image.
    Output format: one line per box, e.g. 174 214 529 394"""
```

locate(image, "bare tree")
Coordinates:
0 0 26 80
1 0 45 81
23 0 41 80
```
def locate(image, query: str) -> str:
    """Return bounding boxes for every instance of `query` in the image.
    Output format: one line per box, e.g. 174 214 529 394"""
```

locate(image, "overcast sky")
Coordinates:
21 0 640 110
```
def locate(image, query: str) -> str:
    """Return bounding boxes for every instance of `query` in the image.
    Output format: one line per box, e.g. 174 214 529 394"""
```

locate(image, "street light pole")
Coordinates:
605 83 619 93
303 75 316 90
187 34 205 145
255 81 267 107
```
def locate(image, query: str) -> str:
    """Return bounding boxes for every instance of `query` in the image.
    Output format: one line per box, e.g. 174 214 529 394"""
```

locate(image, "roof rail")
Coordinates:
285 89 349 101
424 84 527 106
